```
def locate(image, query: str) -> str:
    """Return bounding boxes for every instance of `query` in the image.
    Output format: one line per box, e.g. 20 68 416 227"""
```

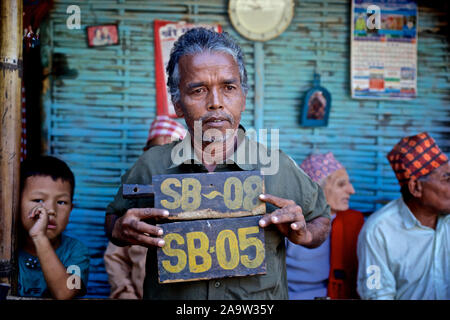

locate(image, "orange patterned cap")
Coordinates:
387 132 448 186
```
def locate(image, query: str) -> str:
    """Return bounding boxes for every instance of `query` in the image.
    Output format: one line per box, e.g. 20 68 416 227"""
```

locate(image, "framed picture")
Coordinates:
300 73 332 127
87 24 119 47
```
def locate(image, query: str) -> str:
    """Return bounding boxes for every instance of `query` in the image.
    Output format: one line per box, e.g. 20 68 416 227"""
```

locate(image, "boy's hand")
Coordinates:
28 205 50 239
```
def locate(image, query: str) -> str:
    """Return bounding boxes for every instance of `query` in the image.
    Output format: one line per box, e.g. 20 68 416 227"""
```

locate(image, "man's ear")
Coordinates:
241 90 246 112
407 177 423 198
173 100 184 118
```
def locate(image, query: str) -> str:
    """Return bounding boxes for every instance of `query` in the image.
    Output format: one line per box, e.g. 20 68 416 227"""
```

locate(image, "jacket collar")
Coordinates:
398 198 418 229
168 125 258 171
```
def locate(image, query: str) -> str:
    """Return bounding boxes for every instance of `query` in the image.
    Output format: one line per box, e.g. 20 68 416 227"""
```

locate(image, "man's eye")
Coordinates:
225 85 235 91
192 88 205 94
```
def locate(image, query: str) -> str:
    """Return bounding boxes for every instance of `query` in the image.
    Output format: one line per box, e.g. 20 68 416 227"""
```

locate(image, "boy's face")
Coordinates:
21 175 73 241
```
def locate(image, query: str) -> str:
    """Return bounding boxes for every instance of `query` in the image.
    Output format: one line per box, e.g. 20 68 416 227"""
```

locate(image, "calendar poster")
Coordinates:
351 0 418 100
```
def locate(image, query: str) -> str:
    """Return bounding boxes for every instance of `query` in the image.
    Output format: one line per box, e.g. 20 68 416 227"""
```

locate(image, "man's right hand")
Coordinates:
111 208 169 248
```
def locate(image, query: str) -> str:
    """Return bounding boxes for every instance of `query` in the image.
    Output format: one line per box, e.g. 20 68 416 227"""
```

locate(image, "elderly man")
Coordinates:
104 28 331 300
357 132 449 300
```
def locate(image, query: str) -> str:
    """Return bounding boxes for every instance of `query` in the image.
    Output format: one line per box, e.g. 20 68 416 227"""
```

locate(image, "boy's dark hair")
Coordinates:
20 155 75 200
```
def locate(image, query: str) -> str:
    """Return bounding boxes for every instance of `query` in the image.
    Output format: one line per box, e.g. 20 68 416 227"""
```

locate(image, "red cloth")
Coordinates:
146 115 186 144
23 0 53 32
327 209 365 299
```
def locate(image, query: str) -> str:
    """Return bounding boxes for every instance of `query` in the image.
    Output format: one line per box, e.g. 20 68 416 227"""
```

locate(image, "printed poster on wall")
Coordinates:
351 0 418 100
154 20 222 118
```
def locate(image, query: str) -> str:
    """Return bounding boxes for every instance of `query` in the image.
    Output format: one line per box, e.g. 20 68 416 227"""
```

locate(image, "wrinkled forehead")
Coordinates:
178 51 239 76
326 168 350 184
23 175 73 198
428 161 450 178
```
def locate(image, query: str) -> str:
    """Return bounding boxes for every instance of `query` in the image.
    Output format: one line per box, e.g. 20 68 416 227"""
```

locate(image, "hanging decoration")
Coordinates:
300 73 332 127
21 0 53 159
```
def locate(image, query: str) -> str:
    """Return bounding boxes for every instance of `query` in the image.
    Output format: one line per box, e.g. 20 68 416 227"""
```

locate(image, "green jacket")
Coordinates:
106 130 330 299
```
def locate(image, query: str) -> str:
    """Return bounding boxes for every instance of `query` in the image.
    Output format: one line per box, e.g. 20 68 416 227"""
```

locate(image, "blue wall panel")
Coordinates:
42 0 449 297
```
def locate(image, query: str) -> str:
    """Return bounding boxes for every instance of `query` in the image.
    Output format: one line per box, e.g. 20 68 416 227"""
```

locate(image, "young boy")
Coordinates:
18 155 90 299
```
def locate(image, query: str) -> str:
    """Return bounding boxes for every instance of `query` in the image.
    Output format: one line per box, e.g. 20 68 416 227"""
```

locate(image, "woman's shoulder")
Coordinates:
336 208 365 223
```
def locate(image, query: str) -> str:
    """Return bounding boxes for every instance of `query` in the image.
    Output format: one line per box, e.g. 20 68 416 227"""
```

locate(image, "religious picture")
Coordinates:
300 73 332 127
87 25 119 47
306 91 327 120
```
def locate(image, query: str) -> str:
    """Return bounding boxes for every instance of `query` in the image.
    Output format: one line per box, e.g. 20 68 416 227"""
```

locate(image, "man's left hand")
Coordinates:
258 193 313 246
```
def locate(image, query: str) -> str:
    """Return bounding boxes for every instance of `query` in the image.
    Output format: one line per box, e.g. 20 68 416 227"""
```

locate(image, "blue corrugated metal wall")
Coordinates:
41 0 449 297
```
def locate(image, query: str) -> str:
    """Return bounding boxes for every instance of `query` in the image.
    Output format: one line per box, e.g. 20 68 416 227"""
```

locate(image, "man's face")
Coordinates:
174 51 246 142
420 162 450 215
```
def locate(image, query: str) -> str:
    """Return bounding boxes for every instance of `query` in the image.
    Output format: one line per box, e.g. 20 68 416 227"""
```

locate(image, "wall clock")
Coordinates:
228 0 295 41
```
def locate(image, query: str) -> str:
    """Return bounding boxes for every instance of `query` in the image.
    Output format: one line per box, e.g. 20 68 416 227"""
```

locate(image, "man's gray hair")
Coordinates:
166 27 248 104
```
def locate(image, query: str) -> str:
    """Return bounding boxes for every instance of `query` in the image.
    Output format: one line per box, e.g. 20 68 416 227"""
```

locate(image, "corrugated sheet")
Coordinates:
42 0 449 297
263 0 449 212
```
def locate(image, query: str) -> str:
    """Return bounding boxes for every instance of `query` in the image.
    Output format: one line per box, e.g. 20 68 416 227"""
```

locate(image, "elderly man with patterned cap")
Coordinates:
104 116 186 299
286 153 364 299
357 132 450 300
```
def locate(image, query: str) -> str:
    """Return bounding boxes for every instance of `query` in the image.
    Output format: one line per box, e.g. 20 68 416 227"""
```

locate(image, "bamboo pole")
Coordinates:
0 0 23 295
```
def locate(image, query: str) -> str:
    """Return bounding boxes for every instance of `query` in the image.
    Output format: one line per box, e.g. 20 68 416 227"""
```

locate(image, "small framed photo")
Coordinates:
301 74 332 127
87 24 119 47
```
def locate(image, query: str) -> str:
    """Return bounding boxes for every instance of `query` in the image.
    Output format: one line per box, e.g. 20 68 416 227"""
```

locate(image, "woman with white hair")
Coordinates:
286 152 364 299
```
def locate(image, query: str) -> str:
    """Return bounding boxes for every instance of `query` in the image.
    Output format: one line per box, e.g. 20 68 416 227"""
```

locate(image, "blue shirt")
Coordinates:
286 214 336 300
357 198 449 300
286 235 331 299
18 234 90 298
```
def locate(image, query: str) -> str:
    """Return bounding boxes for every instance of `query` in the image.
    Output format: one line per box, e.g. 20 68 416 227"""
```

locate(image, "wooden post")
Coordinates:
253 42 264 132
0 0 23 295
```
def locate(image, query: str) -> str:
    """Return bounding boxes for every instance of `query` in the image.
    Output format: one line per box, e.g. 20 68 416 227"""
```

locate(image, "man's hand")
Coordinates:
258 194 330 248
111 208 170 248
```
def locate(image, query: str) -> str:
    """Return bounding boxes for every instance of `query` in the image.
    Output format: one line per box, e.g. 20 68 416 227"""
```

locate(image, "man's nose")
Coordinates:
348 183 356 195
208 88 223 110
